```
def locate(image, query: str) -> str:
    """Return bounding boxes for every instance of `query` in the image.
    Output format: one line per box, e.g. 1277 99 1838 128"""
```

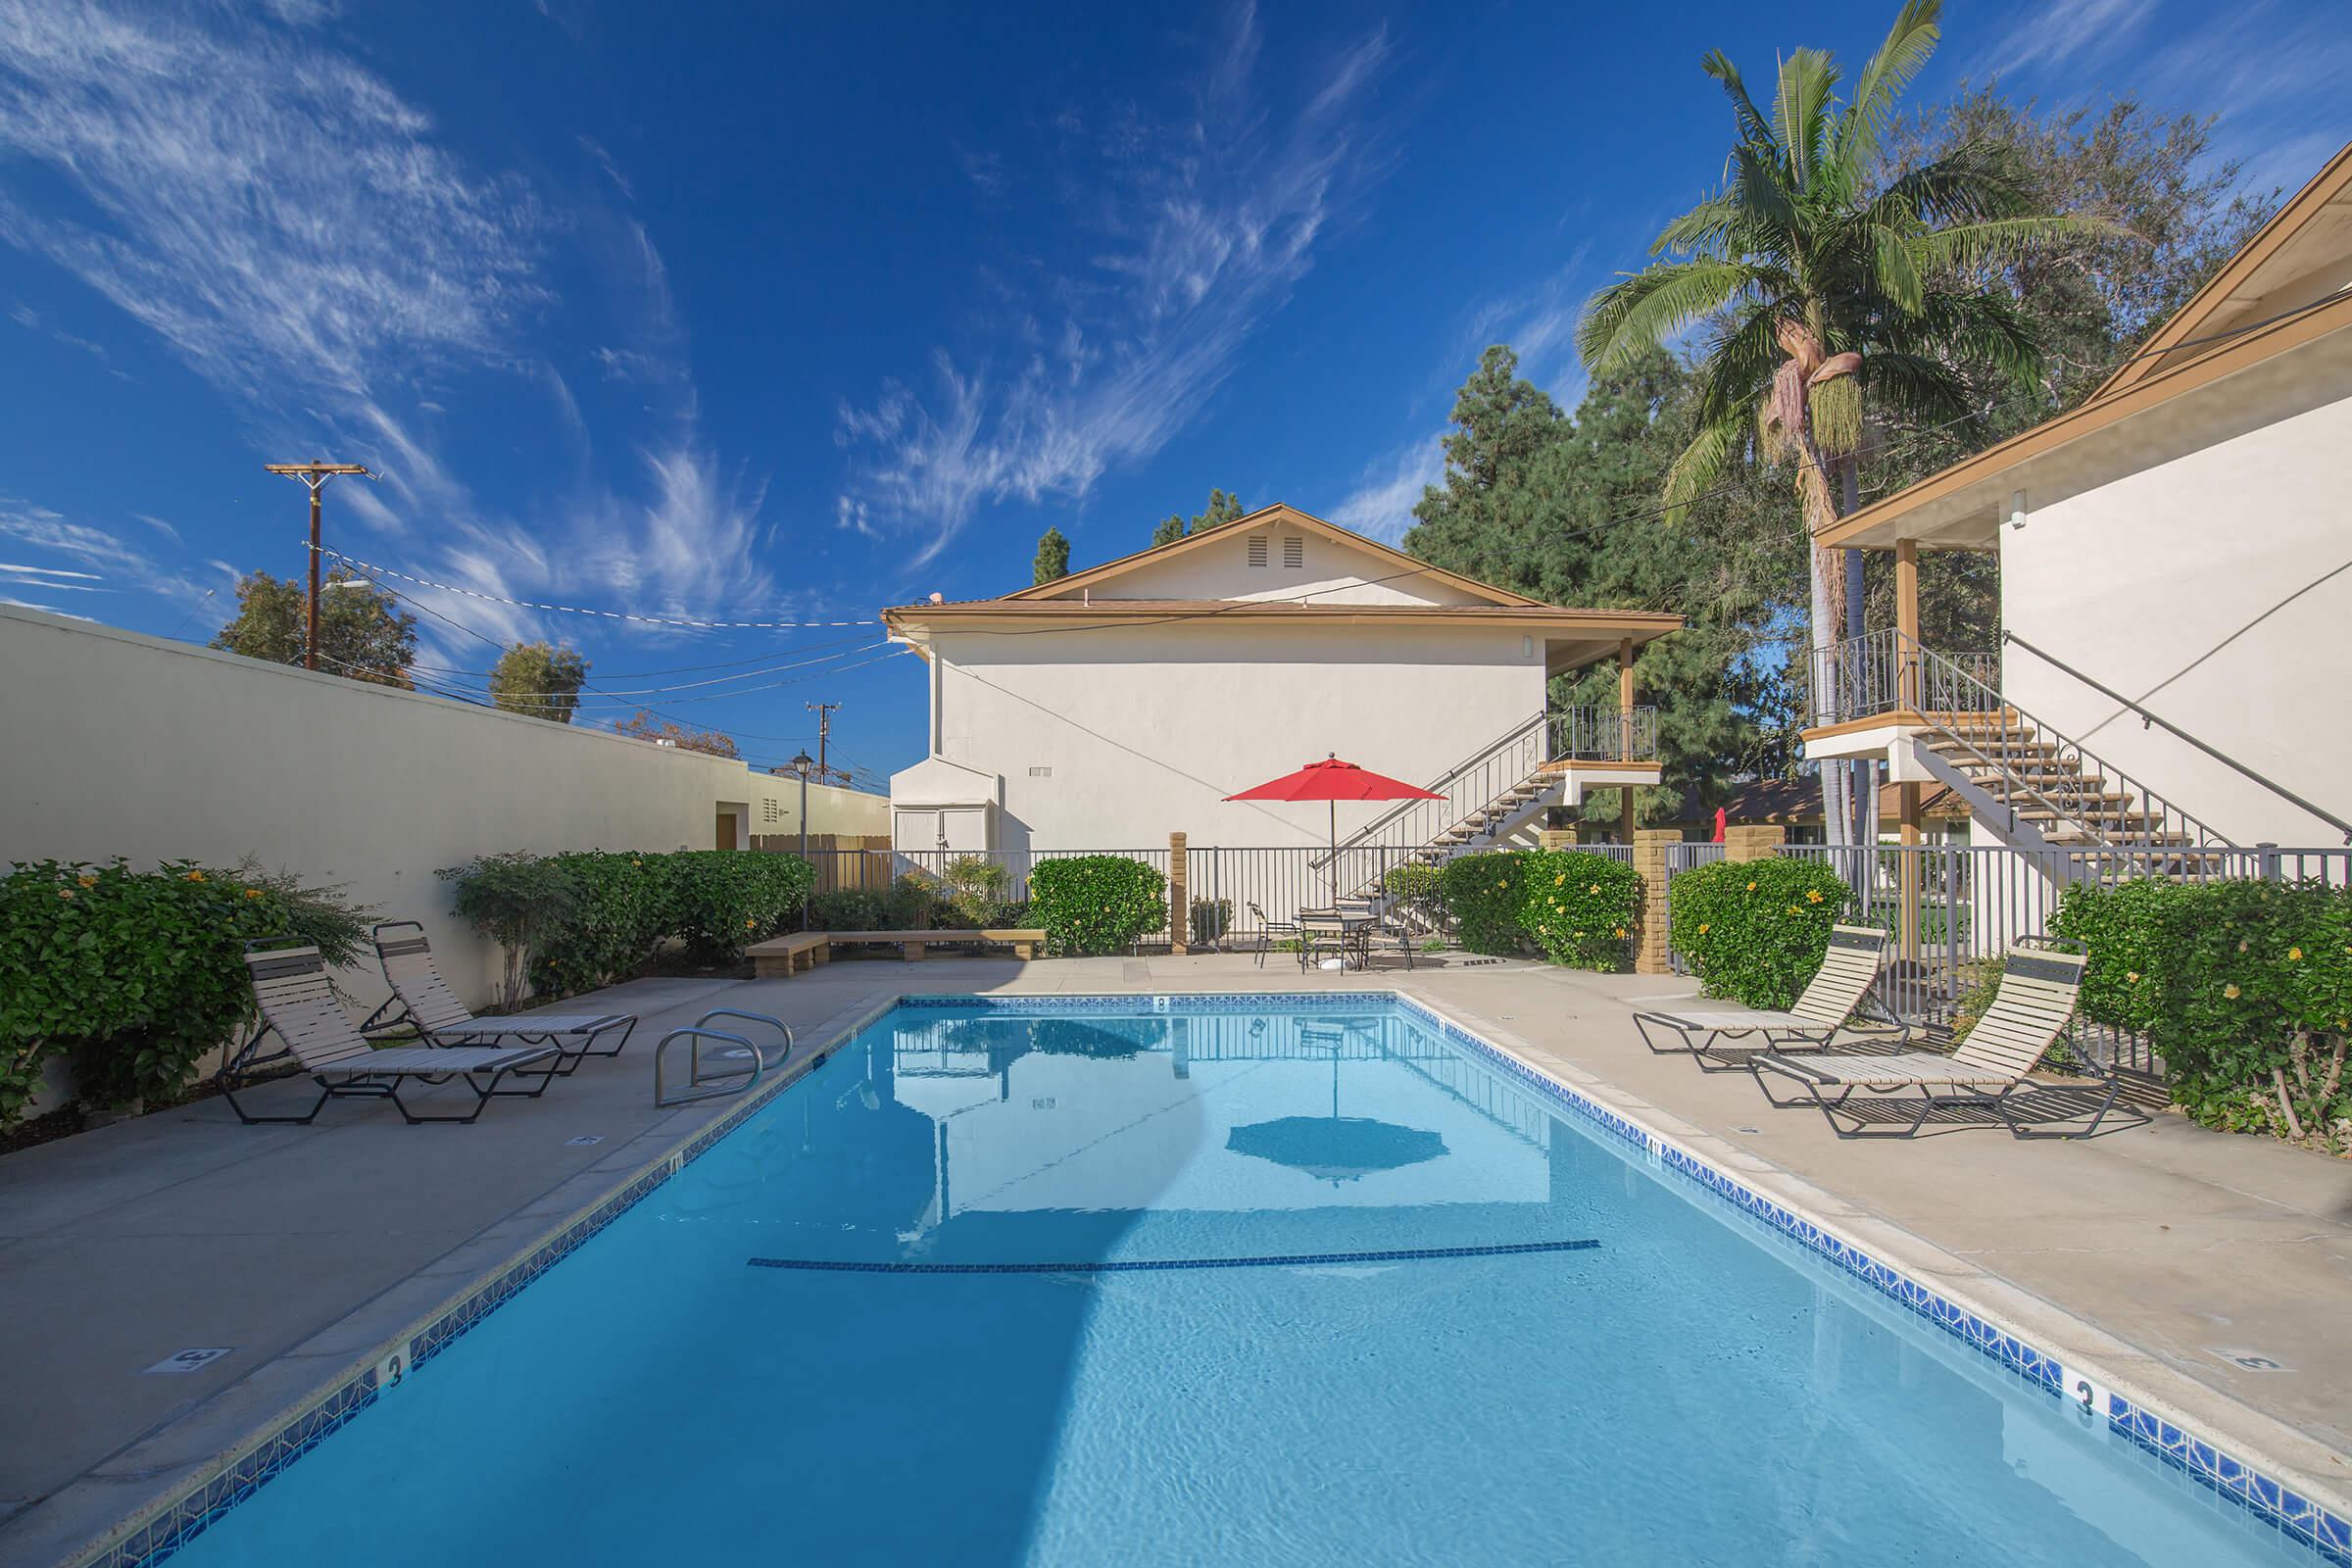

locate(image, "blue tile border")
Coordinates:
80 987 2350 1568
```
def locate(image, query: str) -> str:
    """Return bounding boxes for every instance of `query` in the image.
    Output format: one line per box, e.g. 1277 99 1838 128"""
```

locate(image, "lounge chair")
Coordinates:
1248 902 1299 969
367 921 636 1073
1748 943 2117 1140
1633 925 1899 1069
219 941 562 1125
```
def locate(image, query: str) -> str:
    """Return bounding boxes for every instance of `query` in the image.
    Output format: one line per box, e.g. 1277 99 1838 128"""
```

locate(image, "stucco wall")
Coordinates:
0 607 887 1013
2000 385 2352 846
924 619 1547 850
1048 525 1490 606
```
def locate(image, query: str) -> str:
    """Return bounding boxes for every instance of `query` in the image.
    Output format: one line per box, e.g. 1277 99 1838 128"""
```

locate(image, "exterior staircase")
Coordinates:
1311 705 1654 908
1810 630 2225 853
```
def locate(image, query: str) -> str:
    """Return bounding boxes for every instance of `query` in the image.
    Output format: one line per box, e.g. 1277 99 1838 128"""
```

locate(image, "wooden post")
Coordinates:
1894 535 1920 712
1168 832 1189 955
1618 636 1639 843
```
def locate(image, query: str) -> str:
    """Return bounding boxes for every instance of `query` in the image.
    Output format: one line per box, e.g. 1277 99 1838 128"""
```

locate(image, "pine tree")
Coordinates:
1147 488 1246 549
1032 526 1071 585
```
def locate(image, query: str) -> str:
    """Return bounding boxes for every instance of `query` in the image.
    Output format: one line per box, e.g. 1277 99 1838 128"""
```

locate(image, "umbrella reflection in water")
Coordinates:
1226 1018 1446 1185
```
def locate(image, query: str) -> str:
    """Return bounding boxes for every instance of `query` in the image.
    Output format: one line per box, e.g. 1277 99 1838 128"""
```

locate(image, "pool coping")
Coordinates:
51 986 2352 1568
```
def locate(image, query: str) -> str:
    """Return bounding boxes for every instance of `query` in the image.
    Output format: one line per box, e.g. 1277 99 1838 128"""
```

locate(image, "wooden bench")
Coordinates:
749 928 1045 978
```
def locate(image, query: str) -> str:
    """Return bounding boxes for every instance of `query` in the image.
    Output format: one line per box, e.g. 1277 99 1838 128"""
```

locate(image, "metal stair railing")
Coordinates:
1810 629 2225 850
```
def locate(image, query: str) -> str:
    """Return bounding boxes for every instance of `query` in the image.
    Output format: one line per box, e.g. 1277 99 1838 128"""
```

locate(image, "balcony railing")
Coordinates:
1549 704 1659 762
1806 629 1999 727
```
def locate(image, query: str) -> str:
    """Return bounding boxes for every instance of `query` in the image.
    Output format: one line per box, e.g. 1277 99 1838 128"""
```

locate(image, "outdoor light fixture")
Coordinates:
789 751 815 930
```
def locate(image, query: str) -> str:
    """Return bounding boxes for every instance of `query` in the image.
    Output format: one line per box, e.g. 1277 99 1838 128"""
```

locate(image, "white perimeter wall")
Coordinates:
0 608 887 1013
929 620 1547 850
2000 377 2352 847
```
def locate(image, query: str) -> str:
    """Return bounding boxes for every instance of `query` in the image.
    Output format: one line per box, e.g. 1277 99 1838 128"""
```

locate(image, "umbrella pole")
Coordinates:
1328 799 1338 906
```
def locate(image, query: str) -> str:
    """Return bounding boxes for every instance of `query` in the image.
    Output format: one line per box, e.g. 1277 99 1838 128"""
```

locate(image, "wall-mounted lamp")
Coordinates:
2006 489 2029 531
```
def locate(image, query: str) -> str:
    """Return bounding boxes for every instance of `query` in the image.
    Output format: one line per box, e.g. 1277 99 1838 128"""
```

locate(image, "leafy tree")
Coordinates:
488 641 590 722
210 567 417 687
1406 345 1781 824
1576 0 2100 844
1151 487 1246 548
1032 526 1071 585
615 710 739 759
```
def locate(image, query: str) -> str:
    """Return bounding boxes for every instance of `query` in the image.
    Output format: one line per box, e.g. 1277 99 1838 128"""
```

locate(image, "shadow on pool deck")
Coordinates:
3 951 2349 1562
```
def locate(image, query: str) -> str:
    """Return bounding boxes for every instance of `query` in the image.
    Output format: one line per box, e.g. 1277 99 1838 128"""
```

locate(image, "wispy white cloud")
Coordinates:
1977 0 2159 81
1327 434 1444 544
0 497 217 609
578 134 634 201
836 4 1393 565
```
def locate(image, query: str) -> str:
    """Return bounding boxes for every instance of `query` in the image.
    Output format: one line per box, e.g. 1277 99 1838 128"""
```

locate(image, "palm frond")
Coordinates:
1577 260 1757 373
1870 221 1926 315
1869 140 2034 228
1691 301 1787 430
1700 49 1778 152
1661 414 1745 520
1861 351 1973 430
1837 0 1942 177
1913 215 2124 275
1650 191 1739 258
1729 142 1802 240
1771 49 1838 186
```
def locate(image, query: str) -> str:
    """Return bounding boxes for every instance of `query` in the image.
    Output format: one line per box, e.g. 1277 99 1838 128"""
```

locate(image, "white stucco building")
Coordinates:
1803 140 2352 852
883 506 1679 858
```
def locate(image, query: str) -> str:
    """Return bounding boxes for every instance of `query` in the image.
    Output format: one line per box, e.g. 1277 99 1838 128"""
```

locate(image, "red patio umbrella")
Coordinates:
1226 755 1445 906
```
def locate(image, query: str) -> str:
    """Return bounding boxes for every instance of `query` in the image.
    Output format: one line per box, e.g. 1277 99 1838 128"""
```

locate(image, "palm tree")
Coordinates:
1576 0 2102 844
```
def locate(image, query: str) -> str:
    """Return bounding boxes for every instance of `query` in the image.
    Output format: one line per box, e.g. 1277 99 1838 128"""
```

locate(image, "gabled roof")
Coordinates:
999 503 1544 607
1816 137 2352 553
2088 140 2352 401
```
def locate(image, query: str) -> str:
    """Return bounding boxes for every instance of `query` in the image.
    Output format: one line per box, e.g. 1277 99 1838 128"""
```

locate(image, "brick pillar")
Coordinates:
1724 825 1786 863
1538 826 1581 850
1168 832 1189 955
1634 828 1679 975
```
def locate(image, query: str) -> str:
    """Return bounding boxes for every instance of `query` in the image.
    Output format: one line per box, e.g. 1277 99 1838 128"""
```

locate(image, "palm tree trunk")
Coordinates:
1797 427 1849 851
1839 463 1876 856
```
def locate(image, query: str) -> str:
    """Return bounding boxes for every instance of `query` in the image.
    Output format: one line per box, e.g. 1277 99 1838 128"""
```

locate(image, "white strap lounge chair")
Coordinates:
368 922 636 1073
1633 925 1899 1070
1748 943 2118 1140
219 942 562 1125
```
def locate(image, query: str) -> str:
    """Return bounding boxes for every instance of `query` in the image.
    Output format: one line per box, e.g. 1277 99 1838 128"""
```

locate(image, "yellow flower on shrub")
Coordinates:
57 888 74 900
1745 880 1757 892
1553 873 1564 886
1587 883 1599 895
2126 971 2139 984
1696 922 1709 935
1804 889 1823 905
76 874 97 888
2223 983 2241 1000
244 888 266 900
1613 927 1626 939
1573 930 1585 940
184 869 206 883
744 917 756 929
2287 947 2302 961
1788 905 1800 914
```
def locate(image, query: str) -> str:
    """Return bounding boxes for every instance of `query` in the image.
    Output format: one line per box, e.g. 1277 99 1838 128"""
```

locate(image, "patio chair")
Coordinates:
1248 902 1298 969
1632 925 1899 1071
1748 943 2116 1140
367 922 636 1074
220 941 563 1125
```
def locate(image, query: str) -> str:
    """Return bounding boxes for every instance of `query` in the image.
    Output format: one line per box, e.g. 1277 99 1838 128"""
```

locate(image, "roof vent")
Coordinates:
1283 536 1303 568
1247 535 1268 567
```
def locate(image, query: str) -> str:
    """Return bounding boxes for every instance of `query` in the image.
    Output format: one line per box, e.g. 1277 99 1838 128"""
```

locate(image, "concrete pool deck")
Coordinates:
3 952 2348 1563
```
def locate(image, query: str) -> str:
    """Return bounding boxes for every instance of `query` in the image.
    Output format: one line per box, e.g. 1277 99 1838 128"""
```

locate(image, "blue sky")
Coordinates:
1 0 2341 784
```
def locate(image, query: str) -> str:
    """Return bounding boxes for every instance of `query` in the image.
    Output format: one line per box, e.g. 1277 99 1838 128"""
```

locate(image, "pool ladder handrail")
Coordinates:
654 1008 794 1107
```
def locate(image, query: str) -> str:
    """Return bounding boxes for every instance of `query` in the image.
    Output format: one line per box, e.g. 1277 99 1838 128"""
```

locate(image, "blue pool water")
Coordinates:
173 998 2318 1566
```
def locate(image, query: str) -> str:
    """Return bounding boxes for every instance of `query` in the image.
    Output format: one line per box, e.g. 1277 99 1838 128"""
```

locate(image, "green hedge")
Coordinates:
515 850 816 994
1438 852 1531 955
1517 850 1642 970
1028 856 1166 956
0 858 372 1122
2054 877 2352 1143
1434 849 1641 968
803 875 948 935
1667 857 1853 1008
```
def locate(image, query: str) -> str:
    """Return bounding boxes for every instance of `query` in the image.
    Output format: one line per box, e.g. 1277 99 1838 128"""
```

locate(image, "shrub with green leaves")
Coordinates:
1028 856 1166 956
940 858 1012 928
1517 850 1642 969
1190 897 1232 947
1381 862 1446 933
527 852 673 999
439 852 580 1010
806 887 886 932
662 850 817 965
0 858 373 1120
1668 857 1852 1007
2055 876 2351 1143
1438 852 1531 956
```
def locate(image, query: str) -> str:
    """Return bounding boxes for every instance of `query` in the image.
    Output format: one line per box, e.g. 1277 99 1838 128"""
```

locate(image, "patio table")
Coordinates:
1295 907 1378 970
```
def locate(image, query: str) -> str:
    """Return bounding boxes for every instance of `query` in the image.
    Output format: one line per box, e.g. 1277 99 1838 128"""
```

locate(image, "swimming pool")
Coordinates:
161 995 2334 1566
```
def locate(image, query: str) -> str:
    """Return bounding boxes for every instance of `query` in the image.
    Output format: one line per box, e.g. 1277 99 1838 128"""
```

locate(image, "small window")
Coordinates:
1282 535 1303 568
1027 765 1054 778
1247 535 1269 567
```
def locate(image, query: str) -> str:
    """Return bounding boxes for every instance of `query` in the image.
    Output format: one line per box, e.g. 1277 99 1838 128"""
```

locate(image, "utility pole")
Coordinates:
806 702 845 784
264 462 372 670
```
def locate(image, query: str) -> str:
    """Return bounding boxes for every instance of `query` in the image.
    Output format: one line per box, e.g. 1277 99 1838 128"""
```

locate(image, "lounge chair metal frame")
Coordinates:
1633 925 1906 1071
219 939 562 1126
1248 902 1299 969
363 921 636 1074
1748 938 2121 1141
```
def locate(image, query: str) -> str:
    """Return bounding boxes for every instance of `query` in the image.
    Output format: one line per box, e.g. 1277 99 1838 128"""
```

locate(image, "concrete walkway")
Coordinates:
4 953 2348 1564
